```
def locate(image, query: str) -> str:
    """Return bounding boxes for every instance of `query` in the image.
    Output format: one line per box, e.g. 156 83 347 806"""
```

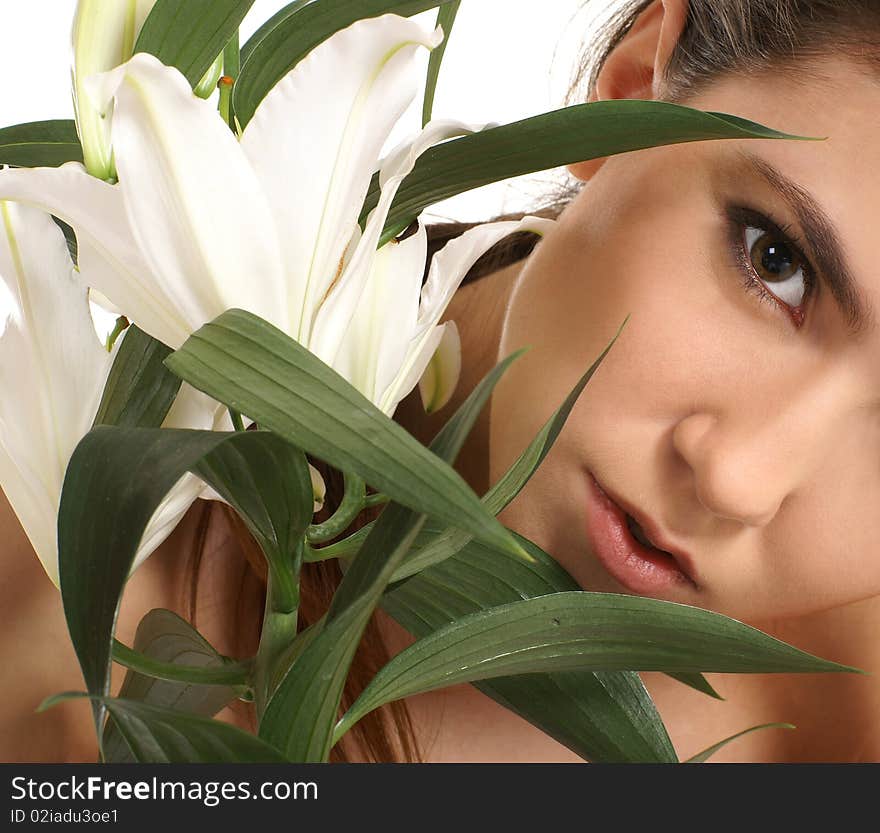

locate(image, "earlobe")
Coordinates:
565 0 689 183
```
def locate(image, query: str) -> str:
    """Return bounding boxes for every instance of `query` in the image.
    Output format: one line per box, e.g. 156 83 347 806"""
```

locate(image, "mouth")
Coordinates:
583 471 698 595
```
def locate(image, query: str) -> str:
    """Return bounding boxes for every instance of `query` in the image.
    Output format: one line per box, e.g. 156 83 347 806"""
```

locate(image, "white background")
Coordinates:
0 0 608 221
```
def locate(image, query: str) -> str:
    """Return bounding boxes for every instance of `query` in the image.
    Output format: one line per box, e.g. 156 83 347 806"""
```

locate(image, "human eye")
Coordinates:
722 204 818 329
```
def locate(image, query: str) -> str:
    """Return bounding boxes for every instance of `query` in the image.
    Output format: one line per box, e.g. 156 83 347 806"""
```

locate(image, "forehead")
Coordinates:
682 57 880 204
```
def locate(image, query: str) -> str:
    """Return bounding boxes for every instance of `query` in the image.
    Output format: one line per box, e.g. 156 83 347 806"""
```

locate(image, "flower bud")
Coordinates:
418 320 461 414
308 463 327 514
194 52 224 99
72 0 157 180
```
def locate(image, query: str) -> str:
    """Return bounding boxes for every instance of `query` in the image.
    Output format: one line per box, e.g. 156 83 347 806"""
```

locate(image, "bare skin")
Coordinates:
6 0 880 763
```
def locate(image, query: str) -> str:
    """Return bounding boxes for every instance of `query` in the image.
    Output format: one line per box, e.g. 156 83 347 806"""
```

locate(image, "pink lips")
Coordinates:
584 472 697 595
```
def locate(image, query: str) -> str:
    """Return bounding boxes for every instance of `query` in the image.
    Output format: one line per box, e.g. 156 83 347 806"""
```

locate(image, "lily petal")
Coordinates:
0 201 112 585
88 52 288 345
378 215 557 415
0 162 192 349
332 223 427 408
240 13 443 345
310 118 485 371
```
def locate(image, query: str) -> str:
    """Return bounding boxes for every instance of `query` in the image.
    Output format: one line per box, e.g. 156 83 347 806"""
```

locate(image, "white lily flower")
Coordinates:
1 13 556 423
0 200 214 587
72 0 222 181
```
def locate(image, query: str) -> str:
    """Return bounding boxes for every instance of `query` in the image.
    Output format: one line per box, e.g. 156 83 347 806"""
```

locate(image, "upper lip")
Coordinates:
593 475 699 587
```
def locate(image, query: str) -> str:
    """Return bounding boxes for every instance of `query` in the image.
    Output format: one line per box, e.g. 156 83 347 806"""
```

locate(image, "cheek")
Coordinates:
492 204 745 476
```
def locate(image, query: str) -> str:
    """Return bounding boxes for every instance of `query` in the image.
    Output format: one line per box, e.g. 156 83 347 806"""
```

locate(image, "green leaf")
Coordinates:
666 672 724 700
0 120 83 167
134 0 256 89
164 308 526 560
381 527 679 762
92 325 181 429
422 1 460 126
357 99 825 245
193 433 313 578
685 722 796 763
234 0 461 128
101 697 286 762
57 426 310 752
389 317 627 583
103 609 249 763
338 592 856 738
111 638 250 686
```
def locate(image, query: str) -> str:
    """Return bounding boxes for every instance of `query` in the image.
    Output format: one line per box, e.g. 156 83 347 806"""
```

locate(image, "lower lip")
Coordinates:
584 472 694 595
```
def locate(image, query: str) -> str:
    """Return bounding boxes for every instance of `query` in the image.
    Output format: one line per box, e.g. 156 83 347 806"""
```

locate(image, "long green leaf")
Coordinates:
103 609 248 763
338 591 856 738
422 1 460 126
92 324 181 429
164 308 525 560
134 0 256 88
685 722 795 763
234 0 460 127
111 639 250 686
0 120 83 168
57 426 310 753
357 100 825 245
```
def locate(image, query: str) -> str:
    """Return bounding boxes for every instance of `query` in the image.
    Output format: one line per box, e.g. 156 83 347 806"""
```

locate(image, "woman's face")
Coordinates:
490 57 880 624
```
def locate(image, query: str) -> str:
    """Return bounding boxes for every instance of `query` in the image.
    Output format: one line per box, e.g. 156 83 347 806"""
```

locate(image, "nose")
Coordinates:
670 391 823 528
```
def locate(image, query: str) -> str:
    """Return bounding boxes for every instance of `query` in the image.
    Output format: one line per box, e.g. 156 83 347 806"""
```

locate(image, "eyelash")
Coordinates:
723 204 819 329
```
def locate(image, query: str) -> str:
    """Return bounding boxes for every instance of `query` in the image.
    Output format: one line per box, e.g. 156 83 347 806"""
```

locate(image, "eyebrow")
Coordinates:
732 148 875 338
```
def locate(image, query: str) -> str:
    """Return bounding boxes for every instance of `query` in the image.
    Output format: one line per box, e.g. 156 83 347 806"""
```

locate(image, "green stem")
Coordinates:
219 30 240 131
228 407 245 432
111 639 252 686
304 531 367 562
105 315 129 352
363 491 390 509
253 544 303 720
307 472 366 543
218 76 234 129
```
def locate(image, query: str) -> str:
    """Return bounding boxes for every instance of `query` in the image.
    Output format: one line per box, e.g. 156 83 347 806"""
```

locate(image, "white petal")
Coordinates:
0 162 192 349
332 223 426 405
380 215 557 414
309 118 483 369
0 201 112 586
417 319 461 415
90 52 288 344
241 13 442 344
420 215 556 336
382 323 445 418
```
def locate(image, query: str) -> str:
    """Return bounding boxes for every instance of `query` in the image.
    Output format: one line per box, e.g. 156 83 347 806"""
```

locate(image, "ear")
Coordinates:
566 0 689 182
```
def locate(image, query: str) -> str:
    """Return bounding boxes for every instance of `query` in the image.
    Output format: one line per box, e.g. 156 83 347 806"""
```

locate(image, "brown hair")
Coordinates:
186 0 880 762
